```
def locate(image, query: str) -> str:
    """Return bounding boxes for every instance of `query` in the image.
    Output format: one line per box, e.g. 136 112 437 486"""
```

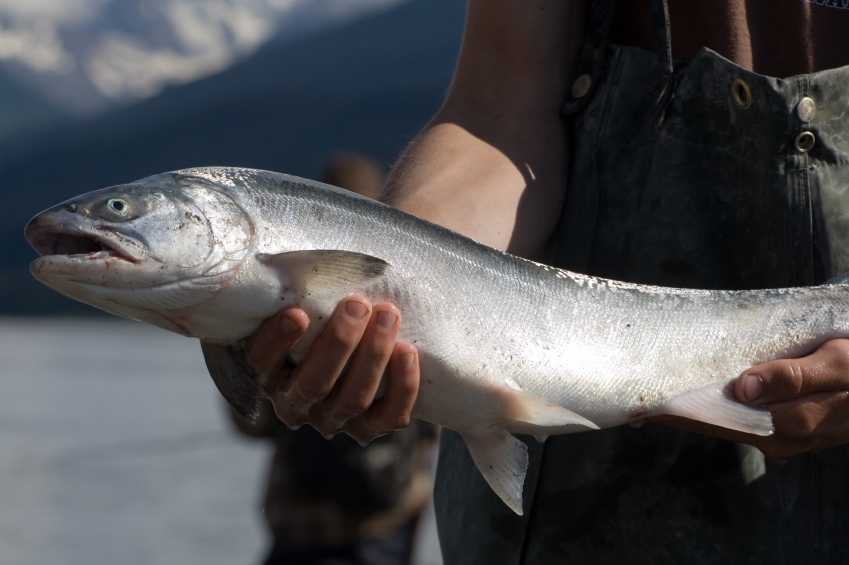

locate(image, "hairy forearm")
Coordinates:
381 0 586 257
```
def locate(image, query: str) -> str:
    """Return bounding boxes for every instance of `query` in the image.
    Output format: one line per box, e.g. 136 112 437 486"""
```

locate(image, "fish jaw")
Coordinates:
26 219 147 261
26 206 164 298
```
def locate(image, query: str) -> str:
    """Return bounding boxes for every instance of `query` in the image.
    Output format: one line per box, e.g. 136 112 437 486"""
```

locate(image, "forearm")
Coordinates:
382 115 569 256
381 0 587 257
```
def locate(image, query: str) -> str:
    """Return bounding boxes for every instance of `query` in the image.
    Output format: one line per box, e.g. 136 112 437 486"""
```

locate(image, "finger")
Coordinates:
321 303 401 432
346 343 419 445
244 307 309 375
735 338 849 404
283 296 372 418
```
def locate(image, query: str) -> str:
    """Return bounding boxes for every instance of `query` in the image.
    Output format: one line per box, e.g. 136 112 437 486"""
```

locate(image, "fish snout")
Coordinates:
25 210 147 263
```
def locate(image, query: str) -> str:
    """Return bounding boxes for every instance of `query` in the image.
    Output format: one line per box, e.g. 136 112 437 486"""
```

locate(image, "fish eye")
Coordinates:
107 198 130 216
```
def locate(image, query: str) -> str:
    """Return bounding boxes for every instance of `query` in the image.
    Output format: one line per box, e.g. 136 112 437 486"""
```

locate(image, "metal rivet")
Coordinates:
731 78 752 110
795 131 816 152
797 97 816 122
732 79 752 109
572 74 592 99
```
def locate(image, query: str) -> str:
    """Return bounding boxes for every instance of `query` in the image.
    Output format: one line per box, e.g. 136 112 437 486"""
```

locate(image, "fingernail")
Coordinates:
346 301 368 321
400 352 415 368
287 423 301 431
377 311 397 330
280 314 301 333
744 374 763 402
357 439 370 448
323 433 336 440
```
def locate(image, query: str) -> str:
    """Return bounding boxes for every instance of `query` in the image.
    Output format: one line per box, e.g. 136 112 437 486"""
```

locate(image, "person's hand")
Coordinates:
653 338 849 461
244 295 420 445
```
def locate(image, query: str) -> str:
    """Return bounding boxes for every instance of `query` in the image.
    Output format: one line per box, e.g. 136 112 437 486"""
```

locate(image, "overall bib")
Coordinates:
435 1 849 563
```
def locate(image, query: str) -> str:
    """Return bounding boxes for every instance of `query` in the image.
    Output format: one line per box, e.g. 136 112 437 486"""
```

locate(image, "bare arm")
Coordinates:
383 0 587 255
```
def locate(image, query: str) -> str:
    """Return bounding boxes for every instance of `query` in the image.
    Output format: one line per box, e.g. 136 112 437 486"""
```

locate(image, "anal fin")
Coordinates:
460 427 528 515
656 382 774 436
200 340 263 421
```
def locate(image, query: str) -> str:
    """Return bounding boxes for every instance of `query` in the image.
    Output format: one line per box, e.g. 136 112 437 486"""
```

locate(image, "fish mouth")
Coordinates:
26 223 147 263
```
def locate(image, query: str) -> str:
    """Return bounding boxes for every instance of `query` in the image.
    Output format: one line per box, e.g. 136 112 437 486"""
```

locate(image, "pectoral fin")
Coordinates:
655 382 774 436
460 427 529 515
200 340 263 421
257 250 388 300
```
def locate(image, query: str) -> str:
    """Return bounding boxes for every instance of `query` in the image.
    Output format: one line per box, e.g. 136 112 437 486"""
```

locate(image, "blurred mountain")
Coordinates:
0 0 465 315
0 0 410 115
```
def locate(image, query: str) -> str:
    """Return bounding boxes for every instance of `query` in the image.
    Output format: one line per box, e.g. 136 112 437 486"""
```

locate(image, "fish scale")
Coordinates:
24 166 849 515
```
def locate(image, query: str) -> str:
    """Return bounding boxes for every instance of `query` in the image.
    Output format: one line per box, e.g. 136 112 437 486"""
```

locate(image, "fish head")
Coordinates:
25 172 253 329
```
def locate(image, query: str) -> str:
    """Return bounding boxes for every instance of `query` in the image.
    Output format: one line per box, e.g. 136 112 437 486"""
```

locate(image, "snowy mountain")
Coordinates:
0 0 408 115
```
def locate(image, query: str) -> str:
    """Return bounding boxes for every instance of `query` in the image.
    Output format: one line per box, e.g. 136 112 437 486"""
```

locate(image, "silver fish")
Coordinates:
24 167 849 514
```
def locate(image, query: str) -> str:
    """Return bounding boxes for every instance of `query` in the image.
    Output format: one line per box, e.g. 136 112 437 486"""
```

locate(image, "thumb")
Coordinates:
735 339 849 404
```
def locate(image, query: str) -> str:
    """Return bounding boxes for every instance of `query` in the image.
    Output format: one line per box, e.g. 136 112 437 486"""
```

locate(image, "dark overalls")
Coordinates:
435 1 849 563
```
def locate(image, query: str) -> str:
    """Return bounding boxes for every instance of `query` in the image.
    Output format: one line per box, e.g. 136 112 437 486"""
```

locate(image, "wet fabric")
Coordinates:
435 1 849 563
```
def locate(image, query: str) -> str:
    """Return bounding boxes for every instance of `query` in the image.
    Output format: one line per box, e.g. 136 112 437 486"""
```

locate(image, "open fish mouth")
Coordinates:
26 224 146 263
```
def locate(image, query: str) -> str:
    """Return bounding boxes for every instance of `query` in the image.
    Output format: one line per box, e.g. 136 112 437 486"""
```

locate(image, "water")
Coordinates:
0 317 441 565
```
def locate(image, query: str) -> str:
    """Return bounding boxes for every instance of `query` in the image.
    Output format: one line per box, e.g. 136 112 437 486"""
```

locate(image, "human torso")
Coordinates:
610 0 849 77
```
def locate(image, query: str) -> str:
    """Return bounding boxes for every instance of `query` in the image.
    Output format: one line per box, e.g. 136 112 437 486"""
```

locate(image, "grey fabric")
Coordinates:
559 46 849 291
435 39 849 565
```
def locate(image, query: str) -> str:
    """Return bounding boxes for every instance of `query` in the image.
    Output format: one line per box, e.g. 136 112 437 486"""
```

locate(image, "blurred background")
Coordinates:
0 0 465 562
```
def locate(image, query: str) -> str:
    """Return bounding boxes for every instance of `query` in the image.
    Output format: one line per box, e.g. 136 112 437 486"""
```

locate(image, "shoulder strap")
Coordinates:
562 0 676 119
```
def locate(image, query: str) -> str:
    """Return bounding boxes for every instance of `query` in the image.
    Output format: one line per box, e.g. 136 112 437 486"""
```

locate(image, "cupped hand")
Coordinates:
244 295 420 445
654 338 849 461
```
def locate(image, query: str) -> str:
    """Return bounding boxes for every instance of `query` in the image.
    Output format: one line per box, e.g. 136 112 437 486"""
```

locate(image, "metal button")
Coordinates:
795 131 816 152
797 97 816 122
732 79 752 109
572 74 592 99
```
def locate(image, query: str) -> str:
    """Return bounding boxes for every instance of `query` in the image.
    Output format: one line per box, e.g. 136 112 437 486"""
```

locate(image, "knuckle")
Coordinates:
392 413 412 430
831 346 849 373
821 339 849 355
380 412 411 431
328 314 366 343
784 414 818 439
271 404 303 429
776 363 804 396
363 338 392 360
340 394 373 418
316 420 338 437
348 432 373 446
295 380 333 403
